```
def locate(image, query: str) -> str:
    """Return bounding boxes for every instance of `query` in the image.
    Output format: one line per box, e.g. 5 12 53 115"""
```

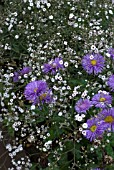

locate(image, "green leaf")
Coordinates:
7 127 14 137
0 82 3 93
105 144 114 158
64 140 74 151
30 163 38 170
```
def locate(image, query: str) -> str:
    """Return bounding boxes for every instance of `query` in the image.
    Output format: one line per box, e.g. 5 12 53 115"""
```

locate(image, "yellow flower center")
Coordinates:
39 93 47 100
99 97 106 102
91 60 97 66
34 88 38 93
105 116 114 123
90 125 97 132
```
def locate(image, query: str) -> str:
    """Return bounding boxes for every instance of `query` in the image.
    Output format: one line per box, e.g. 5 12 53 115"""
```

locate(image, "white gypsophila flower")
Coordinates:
59 60 63 64
58 112 62 116
91 45 96 50
43 147 47 152
109 10 113 14
81 114 86 118
90 148 94 151
69 13 74 19
89 55 94 59
15 35 19 39
31 105 35 110
31 77 36 81
82 130 86 136
27 135 35 142
0 131 3 141
75 114 83 121
10 73 14 77
79 127 83 131
49 15 53 19
101 76 106 81
73 23 78 27
64 62 68 67
64 41 67 45
106 53 111 57
82 123 88 129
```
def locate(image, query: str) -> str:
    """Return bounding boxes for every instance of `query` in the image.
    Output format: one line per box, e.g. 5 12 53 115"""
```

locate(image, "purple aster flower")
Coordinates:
97 108 114 132
75 98 92 114
108 48 114 60
38 89 53 104
81 53 105 75
107 74 114 91
43 57 64 74
42 63 52 74
13 71 20 82
24 80 53 105
13 67 31 82
20 67 31 75
92 91 112 108
52 57 64 69
82 118 104 141
24 80 48 104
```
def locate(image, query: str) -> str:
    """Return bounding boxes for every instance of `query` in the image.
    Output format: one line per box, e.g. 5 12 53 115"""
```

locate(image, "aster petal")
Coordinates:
13 72 20 82
81 53 105 75
108 48 114 59
107 74 114 91
92 92 112 108
42 58 64 74
20 67 31 75
75 98 92 113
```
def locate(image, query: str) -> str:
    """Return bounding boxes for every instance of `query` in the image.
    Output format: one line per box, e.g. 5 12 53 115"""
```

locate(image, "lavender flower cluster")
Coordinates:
21 57 64 105
75 48 114 142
